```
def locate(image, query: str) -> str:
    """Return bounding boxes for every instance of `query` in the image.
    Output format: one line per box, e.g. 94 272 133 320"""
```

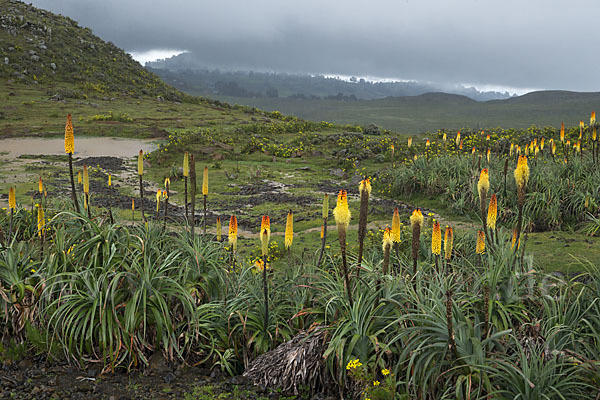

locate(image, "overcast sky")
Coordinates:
30 0 600 92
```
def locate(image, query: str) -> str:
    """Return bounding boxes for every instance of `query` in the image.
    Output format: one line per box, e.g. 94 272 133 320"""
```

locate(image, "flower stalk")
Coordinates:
228 215 238 270
163 178 170 227
316 194 329 267
183 152 189 222
8 187 15 245
189 155 196 236
333 189 353 307
410 209 424 276
391 207 401 274
432 221 441 270
260 215 271 335
138 150 146 222
64 114 80 213
216 217 222 242
83 165 91 218
357 177 371 270
285 210 293 265
202 166 208 235
513 155 529 251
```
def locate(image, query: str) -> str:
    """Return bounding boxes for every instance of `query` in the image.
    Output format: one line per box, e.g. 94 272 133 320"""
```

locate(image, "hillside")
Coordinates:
0 0 180 100
205 91 600 133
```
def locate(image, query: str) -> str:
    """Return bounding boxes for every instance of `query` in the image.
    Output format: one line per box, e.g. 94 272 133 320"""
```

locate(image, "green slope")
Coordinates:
0 0 181 100
193 91 600 134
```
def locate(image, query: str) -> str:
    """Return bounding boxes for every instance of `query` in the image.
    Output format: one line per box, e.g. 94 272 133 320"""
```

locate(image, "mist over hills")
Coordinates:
146 53 514 102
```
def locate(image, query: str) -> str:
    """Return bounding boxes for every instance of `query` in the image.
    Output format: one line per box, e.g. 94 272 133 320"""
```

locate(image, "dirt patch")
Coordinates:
74 157 126 172
0 358 278 400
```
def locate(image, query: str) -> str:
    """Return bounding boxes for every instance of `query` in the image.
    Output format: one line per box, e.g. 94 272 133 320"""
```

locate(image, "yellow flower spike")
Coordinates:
472 147 476 155
455 131 461 147
216 217 222 242
358 177 371 195
229 215 238 251
320 224 324 239
426 139 430 148
391 207 401 243
382 226 393 251
591 111 596 126
511 228 520 250
183 152 189 177
285 211 293 249
202 166 208 196
486 148 491 163
408 137 412 148
551 139 556 155
138 150 144 176
333 189 351 229
78 171 82 185
131 198 135 211
108 174 112 187
459 139 463 150
486 134 490 141
156 189 161 212
444 226 453 260
510 143 514 157
37 204 44 237
580 120 584 139
322 194 329 219
540 137 545 150
443 133 447 142
560 122 565 142
410 209 424 229
8 187 16 209
64 113 74 154
162 190 168 200
476 230 486 254
593 127 597 142
260 215 271 256
487 194 498 230
514 155 530 189
477 168 490 199
38 177 43 194
83 165 89 194
431 221 441 255
164 177 170 188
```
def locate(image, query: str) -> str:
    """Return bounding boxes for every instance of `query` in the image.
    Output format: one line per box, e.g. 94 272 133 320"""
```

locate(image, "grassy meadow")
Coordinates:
2 76 600 398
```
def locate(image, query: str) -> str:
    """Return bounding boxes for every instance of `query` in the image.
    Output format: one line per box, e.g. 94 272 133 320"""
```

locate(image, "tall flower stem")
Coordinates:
262 253 269 335
260 216 271 337
138 150 146 223
189 155 196 236
339 229 353 307
183 152 189 224
357 178 371 272
316 194 329 267
202 166 208 235
410 209 423 277
68 153 80 213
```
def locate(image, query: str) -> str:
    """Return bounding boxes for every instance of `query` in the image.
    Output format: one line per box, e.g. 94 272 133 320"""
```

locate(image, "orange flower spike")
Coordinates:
8 187 16 209
260 215 271 256
560 122 565 142
228 215 238 251
476 230 486 254
391 207 401 243
285 211 293 249
431 221 441 255
64 113 74 154
487 194 497 230
444 226 453 260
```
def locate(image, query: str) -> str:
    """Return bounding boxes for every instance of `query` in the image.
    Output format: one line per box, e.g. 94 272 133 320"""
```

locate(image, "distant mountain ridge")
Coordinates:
0 0 181 100
146 53 514 102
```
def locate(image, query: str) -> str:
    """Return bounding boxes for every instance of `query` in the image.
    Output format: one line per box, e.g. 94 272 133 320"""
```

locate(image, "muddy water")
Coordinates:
0 137 159 158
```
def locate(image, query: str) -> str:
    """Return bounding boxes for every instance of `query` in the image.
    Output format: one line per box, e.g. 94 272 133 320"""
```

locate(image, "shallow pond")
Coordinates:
0 136 159 159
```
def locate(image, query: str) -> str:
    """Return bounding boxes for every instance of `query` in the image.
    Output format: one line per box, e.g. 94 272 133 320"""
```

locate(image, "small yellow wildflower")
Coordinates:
373 381 380 386
381 368 390 376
